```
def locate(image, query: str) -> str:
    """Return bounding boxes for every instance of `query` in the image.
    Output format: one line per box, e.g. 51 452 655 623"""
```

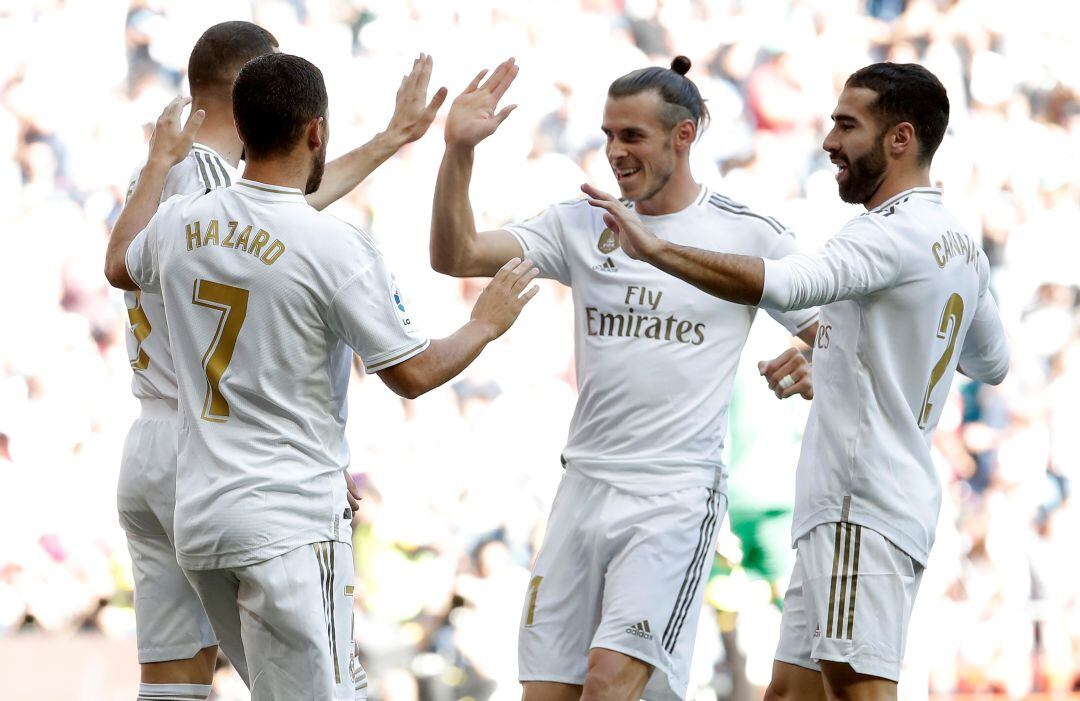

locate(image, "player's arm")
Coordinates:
956 279 1009 385
430 59 524 278
306 54 448 211
584 184 900 311
377 258 539 398
104 97 204 289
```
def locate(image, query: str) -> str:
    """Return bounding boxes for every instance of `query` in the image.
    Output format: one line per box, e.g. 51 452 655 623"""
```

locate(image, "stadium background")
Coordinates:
1 0 1079 698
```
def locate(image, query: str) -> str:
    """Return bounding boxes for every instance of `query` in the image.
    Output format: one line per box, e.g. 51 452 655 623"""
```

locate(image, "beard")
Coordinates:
304 144 326 195
837 137 887 205
632 165 673 204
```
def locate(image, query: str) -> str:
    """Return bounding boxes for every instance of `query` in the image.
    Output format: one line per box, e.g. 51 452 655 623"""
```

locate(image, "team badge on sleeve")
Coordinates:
389 282 417 334
597 227 620 254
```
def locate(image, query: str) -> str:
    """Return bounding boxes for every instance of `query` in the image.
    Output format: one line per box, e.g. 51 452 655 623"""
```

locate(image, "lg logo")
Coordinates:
816 324 832 350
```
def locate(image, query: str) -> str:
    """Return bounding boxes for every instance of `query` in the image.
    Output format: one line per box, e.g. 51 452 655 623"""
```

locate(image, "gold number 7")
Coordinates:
192 279 249 422
918 293 964 428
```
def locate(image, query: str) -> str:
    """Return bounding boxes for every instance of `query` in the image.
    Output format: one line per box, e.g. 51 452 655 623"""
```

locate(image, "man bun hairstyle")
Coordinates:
845 62 949 166
233 53 328 159
188 21 279 99
608 55 710 133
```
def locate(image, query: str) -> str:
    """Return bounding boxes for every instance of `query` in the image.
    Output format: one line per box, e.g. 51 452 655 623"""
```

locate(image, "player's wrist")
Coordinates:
466 317 500 343
443 139 477 157
376 127 409 152
146 153 175 172
640 235 667 263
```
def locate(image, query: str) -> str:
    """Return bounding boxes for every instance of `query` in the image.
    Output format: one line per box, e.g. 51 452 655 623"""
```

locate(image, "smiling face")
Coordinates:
822 86 890 206
602 91 680 206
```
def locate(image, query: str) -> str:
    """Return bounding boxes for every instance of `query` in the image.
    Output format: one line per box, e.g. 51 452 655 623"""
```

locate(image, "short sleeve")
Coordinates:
326 252 429 373
763 229 818 334
124 210 168 294
503 205 572 285
958 251 1009 385
760 215 902 311
126 156 206 203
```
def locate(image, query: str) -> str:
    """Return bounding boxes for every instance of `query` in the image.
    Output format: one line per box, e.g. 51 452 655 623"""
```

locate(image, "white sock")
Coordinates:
137 682 212 700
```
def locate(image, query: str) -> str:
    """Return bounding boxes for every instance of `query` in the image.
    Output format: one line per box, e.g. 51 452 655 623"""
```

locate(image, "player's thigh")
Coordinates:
183 567 251 687
119 419 218 667
592 486 725 701
117 414 179 542
773 547 819 677
521 680 582 701
519 472 609 685
800 523 923 683
764 660 826 701
124 530 219 665
238 541 360 701
819 661 897 701
581 647 651 701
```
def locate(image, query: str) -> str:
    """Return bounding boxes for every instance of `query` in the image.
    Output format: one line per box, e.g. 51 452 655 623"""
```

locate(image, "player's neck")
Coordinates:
241 153 310 193
190 95 243 167
634 170 700 217
864 166 932 211
192 121 242 168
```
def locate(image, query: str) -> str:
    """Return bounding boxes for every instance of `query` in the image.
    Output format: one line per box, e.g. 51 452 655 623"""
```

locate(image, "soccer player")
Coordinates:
430 57 818 701
105 53 538 700
583 63 1011 700
111 20 447 701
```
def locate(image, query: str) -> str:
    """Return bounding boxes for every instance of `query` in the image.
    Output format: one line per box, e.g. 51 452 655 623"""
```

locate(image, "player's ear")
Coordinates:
889 121 915 159
308 116 325 149
673 118 696 151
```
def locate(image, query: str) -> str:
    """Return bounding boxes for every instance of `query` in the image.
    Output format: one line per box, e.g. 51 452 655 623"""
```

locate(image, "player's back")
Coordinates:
127 178 427 570
792 188 1008 564
124 144 238 406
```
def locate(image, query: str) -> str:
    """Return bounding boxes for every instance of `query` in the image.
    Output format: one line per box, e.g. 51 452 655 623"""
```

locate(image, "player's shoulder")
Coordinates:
308 211 383 259
531 196 599 222
701 189 790 237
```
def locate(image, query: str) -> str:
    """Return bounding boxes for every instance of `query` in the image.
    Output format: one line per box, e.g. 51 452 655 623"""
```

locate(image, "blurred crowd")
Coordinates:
1 0 1079 699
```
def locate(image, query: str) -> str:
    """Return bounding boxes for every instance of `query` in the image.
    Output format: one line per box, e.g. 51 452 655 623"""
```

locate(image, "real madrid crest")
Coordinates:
597 227 620 254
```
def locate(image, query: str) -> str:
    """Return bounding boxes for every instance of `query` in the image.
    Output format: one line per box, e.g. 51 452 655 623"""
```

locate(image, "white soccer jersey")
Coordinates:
124 143 239 406
125 178 429 570
759 187 1010 565
505 187 817 495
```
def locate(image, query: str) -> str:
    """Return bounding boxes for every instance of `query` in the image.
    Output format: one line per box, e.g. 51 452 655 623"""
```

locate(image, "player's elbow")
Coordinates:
390 379 425 400
104 258 134 290
984 355 1010 386
429 237 478 278
377 362 430 400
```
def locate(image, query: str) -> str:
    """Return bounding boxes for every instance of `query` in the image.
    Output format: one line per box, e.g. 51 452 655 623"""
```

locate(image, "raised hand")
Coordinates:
581 183 662 261
148 96 205 168
445 58 519 148
757 347 813 400
385 53 448 147
470 257 540 340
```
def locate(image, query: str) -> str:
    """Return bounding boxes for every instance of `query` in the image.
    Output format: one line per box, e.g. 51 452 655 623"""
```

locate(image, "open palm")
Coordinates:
445 58 519 147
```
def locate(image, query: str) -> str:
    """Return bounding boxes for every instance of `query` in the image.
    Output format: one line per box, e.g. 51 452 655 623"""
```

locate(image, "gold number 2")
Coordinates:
918 293 964 428
524 575 543 626
191 279 249 422
127 292 152 371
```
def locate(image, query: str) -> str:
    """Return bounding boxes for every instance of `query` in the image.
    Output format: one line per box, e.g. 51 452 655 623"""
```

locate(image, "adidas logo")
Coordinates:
592 256 619 273
625 620 653 640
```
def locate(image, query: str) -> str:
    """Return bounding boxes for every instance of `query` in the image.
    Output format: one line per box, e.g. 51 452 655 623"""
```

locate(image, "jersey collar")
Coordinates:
869 187 942 214
234 178 307 202
192 142 231 164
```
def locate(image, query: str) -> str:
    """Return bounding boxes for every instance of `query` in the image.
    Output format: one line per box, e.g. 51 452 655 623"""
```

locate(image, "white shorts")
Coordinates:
116 402 218 664
519 470 726 701
185 541 366 701
774 522 924 682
